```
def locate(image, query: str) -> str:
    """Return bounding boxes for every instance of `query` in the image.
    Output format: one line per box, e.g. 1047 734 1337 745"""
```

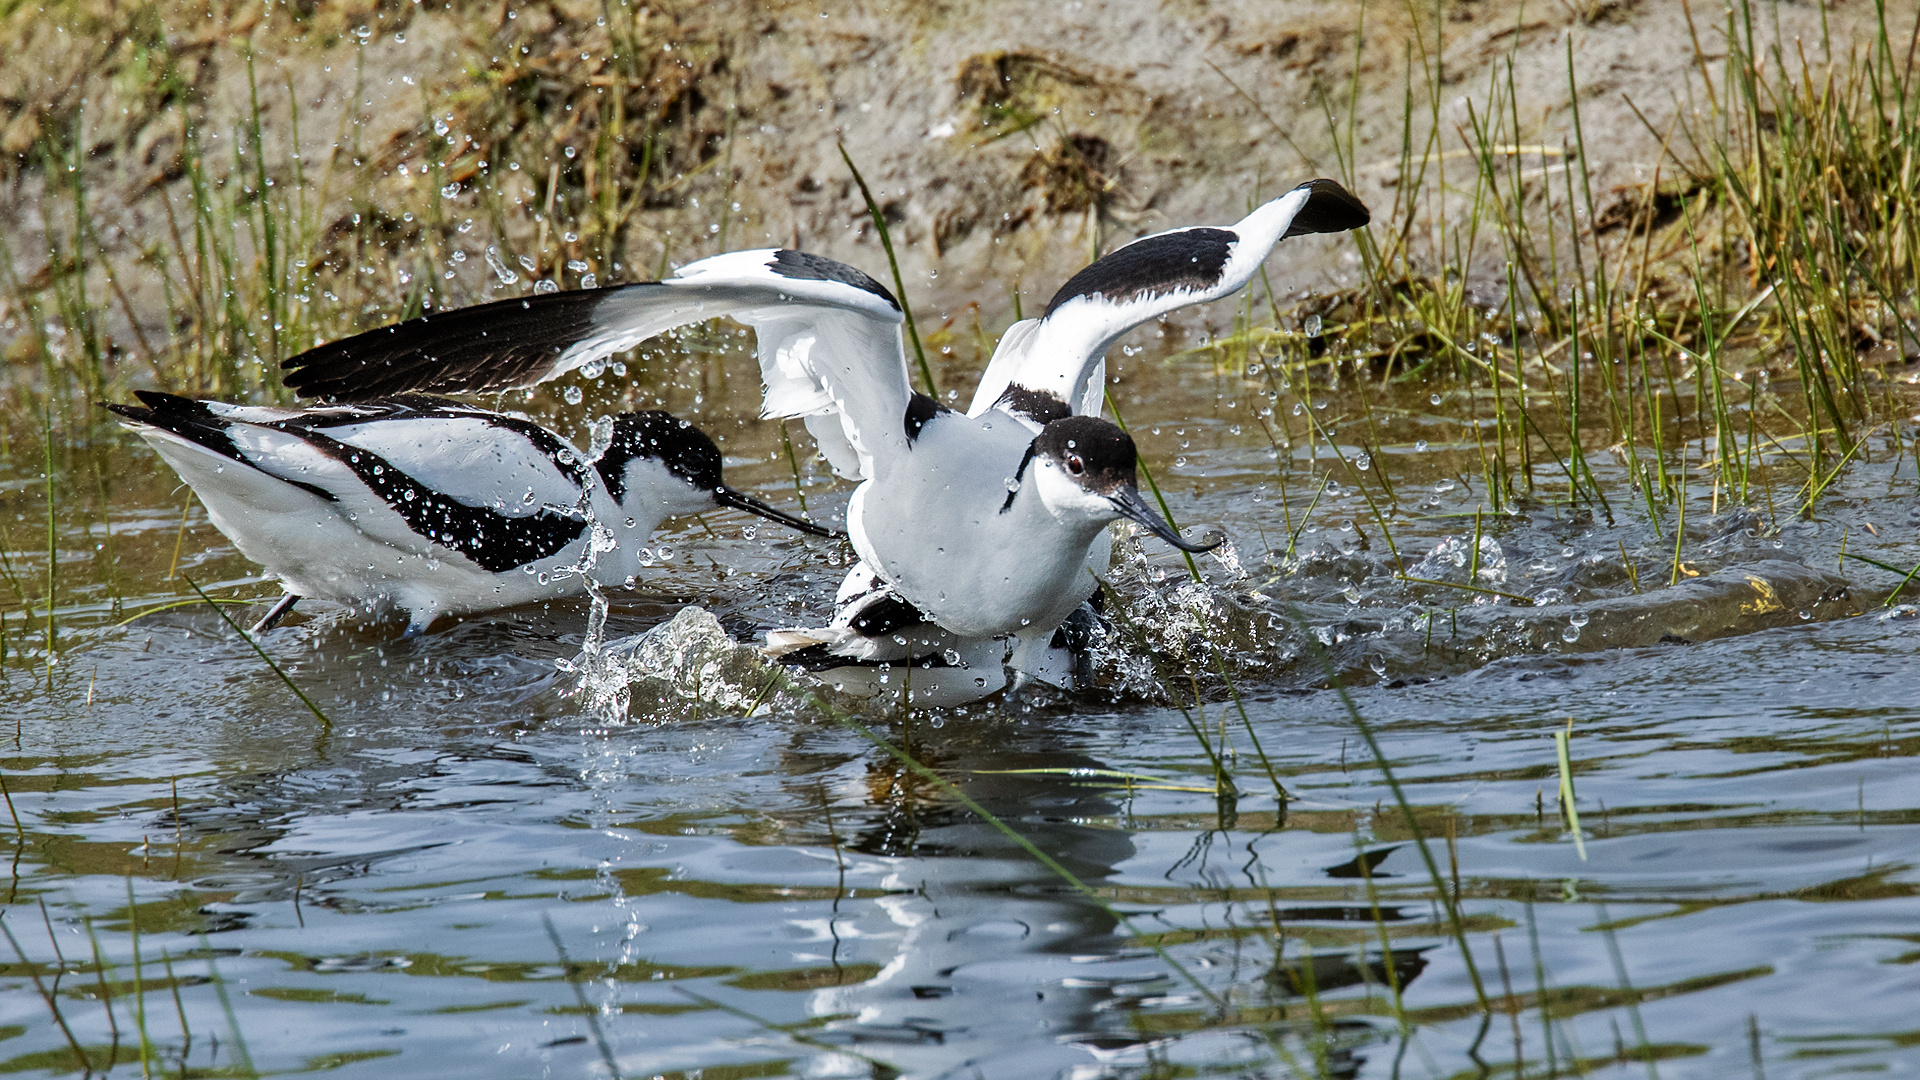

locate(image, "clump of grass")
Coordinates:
1183 0 1918 540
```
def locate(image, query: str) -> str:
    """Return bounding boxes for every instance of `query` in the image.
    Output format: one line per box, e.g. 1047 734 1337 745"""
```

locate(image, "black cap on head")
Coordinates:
597 411 722 501
1031 415 1138 495
1030 415 1222 553
597 410 842 538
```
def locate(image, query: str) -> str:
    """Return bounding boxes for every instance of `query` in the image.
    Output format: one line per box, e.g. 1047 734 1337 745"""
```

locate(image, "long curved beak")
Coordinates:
1109 485 1223 553
715 485 843 539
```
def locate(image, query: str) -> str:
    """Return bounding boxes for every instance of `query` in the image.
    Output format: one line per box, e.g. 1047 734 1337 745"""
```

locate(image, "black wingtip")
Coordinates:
131 389 202 413
1283 178 1371 238
103 391 210 425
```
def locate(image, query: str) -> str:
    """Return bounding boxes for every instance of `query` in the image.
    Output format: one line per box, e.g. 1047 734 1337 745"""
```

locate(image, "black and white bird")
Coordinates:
108 392 835 633
278 179 1368 686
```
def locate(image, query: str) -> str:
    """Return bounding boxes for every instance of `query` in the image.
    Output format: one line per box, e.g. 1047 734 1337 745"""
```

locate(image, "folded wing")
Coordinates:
110 392 596 571
967 178 1370 423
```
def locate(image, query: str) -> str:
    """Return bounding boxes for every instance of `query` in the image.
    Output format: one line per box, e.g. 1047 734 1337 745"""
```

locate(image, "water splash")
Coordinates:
552 468 631 723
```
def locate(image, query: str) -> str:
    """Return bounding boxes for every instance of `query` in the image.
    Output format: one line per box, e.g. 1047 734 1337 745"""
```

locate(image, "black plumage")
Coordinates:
1282 178 1373 238
294 429 590 573
903 392 952 443
103 392 338 503
281 286 650 401
769 249 900 309
1043 228 1236 316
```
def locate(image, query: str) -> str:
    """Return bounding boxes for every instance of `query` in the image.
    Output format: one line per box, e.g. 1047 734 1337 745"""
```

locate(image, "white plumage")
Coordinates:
275 179 1369 686
110 392 834 633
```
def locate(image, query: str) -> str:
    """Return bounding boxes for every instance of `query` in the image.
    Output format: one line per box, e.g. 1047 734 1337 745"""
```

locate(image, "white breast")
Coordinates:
851 413 1104 640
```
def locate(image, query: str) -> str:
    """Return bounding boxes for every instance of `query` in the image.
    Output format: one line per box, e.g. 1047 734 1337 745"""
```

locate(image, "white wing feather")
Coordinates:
663 251 912 480
967 184 1322 418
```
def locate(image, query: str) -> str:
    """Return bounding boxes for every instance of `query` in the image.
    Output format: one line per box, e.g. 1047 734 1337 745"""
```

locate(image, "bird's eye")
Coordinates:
1065 454 1085 476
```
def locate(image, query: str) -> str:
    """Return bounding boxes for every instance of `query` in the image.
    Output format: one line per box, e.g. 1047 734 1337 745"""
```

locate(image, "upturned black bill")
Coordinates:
1109 486 1222 553
716 486 843 539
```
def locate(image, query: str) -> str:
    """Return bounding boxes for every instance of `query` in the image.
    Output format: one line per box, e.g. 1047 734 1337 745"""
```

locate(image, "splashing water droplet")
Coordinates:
485 247 519 285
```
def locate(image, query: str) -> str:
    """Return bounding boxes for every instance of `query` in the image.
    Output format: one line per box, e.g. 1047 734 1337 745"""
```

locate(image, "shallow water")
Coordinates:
2 334 1918 1079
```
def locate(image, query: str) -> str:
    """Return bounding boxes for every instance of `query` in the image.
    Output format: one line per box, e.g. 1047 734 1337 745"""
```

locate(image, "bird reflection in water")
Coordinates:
779 721 1432 1078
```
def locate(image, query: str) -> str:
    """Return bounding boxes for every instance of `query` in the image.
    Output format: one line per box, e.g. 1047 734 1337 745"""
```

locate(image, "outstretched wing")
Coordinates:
281 250 910 480
967 178 1370 424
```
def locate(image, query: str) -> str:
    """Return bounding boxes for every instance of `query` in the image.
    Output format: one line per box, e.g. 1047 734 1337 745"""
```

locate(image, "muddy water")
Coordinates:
1 332 1917 1079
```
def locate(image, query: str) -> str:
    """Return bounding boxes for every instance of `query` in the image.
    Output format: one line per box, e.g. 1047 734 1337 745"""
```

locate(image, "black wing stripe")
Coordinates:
1042 228 1236 317
106 392 339 504
288 428 587 573
768 250 900 310
281 285 661 402
992 384 1071 426
276 395 594 488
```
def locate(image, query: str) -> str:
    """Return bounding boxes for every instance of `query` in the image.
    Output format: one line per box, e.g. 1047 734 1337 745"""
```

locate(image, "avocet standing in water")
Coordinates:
109 392 836 633
278 179 1369 687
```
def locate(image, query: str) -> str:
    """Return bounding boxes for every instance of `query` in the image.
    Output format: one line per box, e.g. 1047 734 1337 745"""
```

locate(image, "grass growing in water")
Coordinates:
0 3 1915 1076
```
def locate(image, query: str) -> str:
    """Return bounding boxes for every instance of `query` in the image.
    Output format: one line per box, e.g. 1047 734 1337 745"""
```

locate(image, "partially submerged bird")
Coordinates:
277 179 1369 685
108 392 835 633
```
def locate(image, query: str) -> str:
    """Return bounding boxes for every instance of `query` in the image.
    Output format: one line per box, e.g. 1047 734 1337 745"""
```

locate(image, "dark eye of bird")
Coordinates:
1066 455 1085 476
